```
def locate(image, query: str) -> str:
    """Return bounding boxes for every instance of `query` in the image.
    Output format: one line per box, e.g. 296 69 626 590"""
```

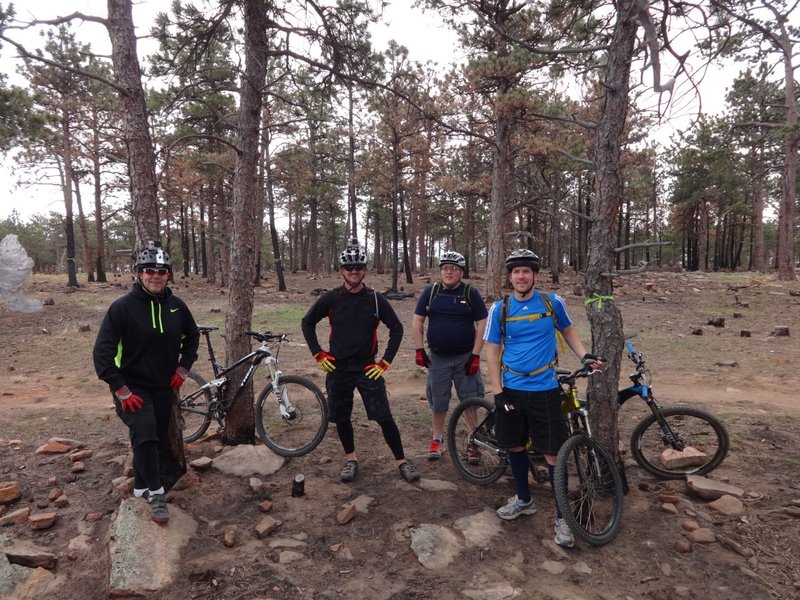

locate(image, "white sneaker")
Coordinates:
496 495 537 521
554 517 575 548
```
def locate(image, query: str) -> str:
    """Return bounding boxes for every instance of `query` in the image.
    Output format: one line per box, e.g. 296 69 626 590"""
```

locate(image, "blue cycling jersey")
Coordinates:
484 290 573 391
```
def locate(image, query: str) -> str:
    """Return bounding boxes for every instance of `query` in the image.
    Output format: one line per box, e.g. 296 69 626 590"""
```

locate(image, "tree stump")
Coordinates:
770 325 790 337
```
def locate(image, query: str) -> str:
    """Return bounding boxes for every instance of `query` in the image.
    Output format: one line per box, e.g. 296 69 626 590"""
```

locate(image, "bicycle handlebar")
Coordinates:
244 331 288 343
557 361 604 385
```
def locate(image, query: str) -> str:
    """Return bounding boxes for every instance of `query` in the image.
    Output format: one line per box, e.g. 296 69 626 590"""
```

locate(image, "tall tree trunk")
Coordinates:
72 175 94 282
390 136 401 292
399 189 413 284
60 117 79 288
777 30 798 280
223 0 269 444
263 120 286 291
106 0 159 248
347 84 358 238
750 166 766 272
487 109 513 300
584 0 637 459
91 110 107 283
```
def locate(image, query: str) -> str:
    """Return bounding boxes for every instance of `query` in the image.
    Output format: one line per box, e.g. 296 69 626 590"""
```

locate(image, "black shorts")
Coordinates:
325 369 392 424
494 387 565 456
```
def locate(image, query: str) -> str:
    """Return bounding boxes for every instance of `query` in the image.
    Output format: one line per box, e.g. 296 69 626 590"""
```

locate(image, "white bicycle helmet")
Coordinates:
439 251 466 270
339 238 367 266
504 248 540 273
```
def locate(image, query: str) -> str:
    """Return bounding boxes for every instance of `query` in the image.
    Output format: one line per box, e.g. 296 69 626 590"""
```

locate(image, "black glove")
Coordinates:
582 353 603 365
494 392 514 413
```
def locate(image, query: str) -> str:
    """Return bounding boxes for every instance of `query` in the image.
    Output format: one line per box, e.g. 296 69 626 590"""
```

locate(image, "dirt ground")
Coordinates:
1 268 799 600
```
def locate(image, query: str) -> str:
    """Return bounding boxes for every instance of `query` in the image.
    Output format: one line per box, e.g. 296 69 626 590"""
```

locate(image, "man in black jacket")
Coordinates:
301 239 420 484
93 241 199 524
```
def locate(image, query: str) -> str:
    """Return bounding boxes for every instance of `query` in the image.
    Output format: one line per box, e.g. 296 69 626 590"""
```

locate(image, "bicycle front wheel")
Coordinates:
630 405 729 479
255 375 328 457
446 397 507 485
178 371 213 443
554 433 624 546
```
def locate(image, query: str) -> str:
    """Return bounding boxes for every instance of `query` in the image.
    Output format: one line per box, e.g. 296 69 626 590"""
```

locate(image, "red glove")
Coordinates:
464 354 480 376
364 359 390 380
169 366 189 390
115 386 143 413
314 351 336 373
415 348 431 368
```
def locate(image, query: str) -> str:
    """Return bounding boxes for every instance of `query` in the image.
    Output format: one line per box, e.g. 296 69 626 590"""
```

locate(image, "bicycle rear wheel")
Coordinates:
255 375 328 457
446 397 507 485
178 371 213 443
630 404 729 479
554 433 623 546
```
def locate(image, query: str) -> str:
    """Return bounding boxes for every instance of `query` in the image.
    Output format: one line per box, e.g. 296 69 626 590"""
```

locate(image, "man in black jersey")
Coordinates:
93 241 199 524
301 239 420 484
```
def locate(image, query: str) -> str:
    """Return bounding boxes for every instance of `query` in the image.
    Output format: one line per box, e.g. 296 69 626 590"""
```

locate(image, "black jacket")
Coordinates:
301 284 403 367
93 282 199 392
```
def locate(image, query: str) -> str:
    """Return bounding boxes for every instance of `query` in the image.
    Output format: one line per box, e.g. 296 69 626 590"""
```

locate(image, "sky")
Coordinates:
0 1 767 221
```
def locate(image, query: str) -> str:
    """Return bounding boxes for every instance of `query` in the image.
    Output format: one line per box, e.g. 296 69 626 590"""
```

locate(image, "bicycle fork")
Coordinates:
266 362 298 421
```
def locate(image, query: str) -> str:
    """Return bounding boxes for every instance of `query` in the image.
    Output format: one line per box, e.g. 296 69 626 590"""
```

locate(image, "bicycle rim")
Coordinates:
446 397 507 485
255 375 328 457
178 371 213 443
554 434 623 546
630 405 729 479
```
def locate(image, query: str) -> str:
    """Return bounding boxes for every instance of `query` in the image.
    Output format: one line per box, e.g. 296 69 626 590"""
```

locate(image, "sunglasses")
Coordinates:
141 267 170 275
342 265 365 272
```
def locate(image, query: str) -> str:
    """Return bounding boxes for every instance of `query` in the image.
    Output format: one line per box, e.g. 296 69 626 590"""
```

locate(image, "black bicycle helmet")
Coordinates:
505 248 540 273
439 250 466 270
135 240 172 271
339 238 367 266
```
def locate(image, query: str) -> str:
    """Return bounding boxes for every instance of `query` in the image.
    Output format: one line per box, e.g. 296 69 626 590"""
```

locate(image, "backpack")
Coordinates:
499 291 565 377
425 281 473 313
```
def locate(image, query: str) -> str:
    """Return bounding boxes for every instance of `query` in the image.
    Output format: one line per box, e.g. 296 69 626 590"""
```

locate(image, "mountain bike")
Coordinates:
178 326 328 457
621 335 729 479
447 362 624 546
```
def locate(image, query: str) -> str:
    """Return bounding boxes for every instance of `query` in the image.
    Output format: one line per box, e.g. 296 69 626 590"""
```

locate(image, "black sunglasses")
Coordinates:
142 267 170 275
342 265 365 272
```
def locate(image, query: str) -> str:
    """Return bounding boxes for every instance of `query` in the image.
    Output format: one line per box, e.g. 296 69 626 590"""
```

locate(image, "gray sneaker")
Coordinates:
340 460 358 482
496 495 537 521
399 462 420 483
148 493 169 525
554 517 575 548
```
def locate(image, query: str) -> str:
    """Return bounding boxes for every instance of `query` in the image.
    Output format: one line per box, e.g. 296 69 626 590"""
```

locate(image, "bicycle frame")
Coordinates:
191 329 297 424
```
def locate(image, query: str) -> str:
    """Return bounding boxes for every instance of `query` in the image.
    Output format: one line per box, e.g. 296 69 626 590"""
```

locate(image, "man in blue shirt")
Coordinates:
412 251 488 460
484 249 603 548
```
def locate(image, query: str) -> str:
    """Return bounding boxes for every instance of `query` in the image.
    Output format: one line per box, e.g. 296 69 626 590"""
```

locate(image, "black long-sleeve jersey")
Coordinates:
301 284 403 366
93 282 200 392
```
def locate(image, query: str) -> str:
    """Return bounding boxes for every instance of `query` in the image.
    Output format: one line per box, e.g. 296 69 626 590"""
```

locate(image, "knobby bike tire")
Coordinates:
630 404 729 479
178 371 213 443
446 397 508 485
255 375 328 457
553 433 624 546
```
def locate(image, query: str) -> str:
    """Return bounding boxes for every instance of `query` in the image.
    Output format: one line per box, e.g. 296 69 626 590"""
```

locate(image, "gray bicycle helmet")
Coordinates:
505 248 540 272
339 238 367 266
439 250 466 270
136 240 172 271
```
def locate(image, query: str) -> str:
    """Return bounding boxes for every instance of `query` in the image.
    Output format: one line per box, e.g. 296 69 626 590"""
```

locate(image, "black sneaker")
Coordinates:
148 493 169 525
399 462 420 483
340 460 358 482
